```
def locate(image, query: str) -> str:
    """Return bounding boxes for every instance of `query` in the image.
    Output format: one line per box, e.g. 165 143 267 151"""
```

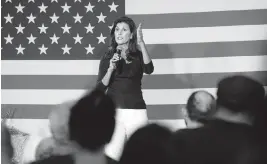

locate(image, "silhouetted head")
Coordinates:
119 124 172 164
214 75 265 125
68 89 116 152
217 75 265 115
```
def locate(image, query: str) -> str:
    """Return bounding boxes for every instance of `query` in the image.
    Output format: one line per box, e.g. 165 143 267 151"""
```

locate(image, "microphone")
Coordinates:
115 48 122 74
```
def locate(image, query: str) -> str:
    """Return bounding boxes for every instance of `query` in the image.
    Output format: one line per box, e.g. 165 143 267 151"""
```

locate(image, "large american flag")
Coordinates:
2 0 267 132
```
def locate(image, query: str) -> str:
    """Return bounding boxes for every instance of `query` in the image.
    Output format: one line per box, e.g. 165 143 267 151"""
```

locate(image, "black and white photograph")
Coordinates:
1 0 267 164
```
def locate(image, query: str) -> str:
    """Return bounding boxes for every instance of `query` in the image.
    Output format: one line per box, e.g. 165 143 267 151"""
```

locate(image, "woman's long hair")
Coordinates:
107 16 139 61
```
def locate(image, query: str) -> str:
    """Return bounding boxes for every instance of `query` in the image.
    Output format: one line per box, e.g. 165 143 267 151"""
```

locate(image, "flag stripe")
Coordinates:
1 89 215 105
149 119 186 131
146 41 267 59
128 9 267 29
2 87 267 105
126 0 267 14
2 56 267 75
2 71 267 89
4 119 186 134
4 119 51 135
1 104 185 120
143 25 267 44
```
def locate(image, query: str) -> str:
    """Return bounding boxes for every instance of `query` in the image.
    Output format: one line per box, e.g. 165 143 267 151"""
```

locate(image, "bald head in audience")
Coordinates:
183 90 216 128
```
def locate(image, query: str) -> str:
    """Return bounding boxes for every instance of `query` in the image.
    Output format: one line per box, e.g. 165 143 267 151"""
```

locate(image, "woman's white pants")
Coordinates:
104 108 148 161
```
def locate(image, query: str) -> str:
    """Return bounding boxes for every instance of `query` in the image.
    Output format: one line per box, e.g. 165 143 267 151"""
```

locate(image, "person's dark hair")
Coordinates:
107 16 139 61
253 95 267 135
186 91 216 122
263 95 267 110
119 124 172 164
68 89 116 152
216 75 265 115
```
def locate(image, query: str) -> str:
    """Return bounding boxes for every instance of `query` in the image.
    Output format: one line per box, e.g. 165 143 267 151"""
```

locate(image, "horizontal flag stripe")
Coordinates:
1 89 216 105
143 25 267 44
1 104 185 120
4 119 51 136
129 9 267 29
146 41 267 59
3 119 186 134
2 87 267 105
2 71 267 89
149 119 186 131
2 56 267 75
126 0 267 14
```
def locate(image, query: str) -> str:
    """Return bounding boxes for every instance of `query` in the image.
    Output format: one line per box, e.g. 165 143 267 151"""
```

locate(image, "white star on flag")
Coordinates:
28 0 35 2
61 3 71 13
38 24 48 34
61 24 71 34
4 34 14 44
51 0 58 2
27 34 37 44
50 34 60 44
73 33 83 44
96 12 106 23
108 2 119 12
39 44 48 54
85 44 95 55
15 3 25 13
6 0 12 3
4 14 13 23
97 33 106 44
85 2 94 13
27 13 36 23
16 44 25 55
74 0 81 2
62 44 71 54
98 0 105 2
50 13 59 23
38 3 48 13
85 23 95 34
15 23 25 34
73 13 83 23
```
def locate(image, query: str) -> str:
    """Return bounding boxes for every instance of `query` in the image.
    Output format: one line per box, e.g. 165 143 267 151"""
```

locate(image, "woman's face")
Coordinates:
114 22 133 46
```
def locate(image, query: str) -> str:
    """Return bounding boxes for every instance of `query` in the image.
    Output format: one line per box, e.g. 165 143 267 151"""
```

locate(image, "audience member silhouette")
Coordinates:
30 89 117 164
119 124 172 164
167 75 266 164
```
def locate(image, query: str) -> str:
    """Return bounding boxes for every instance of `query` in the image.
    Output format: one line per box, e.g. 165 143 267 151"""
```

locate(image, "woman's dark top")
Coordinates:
96 50 154 109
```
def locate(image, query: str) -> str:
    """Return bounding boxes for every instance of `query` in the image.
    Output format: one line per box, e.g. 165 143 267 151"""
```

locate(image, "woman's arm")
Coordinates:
96 53 120 90
137 23 154 74
139 41 151 64
96 57 110 91
100 68 114 86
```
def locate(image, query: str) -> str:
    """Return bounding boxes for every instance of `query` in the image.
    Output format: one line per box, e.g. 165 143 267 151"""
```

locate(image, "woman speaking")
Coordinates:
96 16 154 161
